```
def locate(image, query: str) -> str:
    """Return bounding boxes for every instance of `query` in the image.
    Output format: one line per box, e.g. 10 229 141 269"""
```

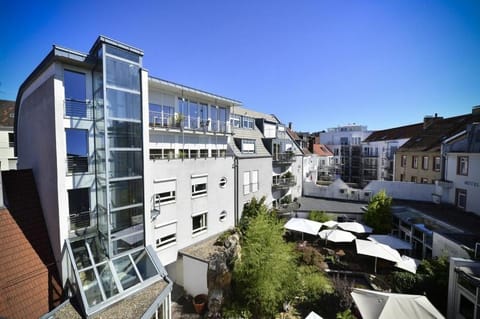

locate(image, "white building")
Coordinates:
437 122 480 215
447 257 480 319
0 100 16 171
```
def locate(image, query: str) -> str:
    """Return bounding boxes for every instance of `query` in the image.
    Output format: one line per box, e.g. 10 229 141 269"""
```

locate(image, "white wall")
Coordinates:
0 130 16 170
183 256 208 297
365 180 435 202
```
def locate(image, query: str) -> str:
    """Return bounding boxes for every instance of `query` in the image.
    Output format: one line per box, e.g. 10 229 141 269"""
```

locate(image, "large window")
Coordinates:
66 128 89 174
457 156 469 176
155 222 177 249
412 156 418 169
153 179 176 207
422 156 429 170
192 175 208 197
433 156 441 171
68 188 91 230
192 212 208 235
64 69 87 118
241 139 255 154
456 188 467 210
243 171 250 194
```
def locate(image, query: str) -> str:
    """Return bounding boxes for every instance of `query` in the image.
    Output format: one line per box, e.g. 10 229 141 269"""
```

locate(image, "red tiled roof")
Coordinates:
0 169 62 318
364 122 424 142
287 128 300 141
312 144 333 156
0 100 15 127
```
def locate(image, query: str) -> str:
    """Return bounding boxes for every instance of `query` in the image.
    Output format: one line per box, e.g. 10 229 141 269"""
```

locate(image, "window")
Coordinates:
68 188 91 230
400 174 404 181
412 156 418 169
8 133 14 147
230 114 241 128
200 149 208 158
153 179 176 207
219 177 227 188
411 176 417 183
457 156 469 176
241 139 255 153
242 116 254 129
155 222 177 248
251 170 259 192
433 156 441 171
219 211 227 222
243 171 250 195
66 128 88 174
459 294 474 319
192 212 207 234
456 189 467 210
190 149 199 158
421 177 429 184
64 69 87 118
192 175 208 197
422 156 429 170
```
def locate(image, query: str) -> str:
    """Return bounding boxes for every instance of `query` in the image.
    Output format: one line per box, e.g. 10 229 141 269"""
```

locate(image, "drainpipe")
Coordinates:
233 157 239 226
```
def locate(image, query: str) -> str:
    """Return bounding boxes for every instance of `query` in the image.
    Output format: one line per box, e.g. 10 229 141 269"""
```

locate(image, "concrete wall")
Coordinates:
432 232 470 259
149 156 235 266
183 256 208 297
17 64 63 264
365 180 435 202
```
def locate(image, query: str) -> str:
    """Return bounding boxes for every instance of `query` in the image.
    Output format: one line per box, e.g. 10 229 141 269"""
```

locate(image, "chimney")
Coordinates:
288 122 292 130
423 114 443 129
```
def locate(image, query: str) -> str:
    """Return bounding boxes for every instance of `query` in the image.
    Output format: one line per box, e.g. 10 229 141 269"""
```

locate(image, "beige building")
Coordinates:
395 110 480 183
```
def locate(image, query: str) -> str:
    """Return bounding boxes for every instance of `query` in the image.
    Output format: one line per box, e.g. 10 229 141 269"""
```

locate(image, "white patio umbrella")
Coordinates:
338 221 373 234
284 218 323 240
395 255 421 274
319 229 356 243
322 220 338 228
355 239 402 273
351 288 444 319
367 235 412 250
305 311 323 319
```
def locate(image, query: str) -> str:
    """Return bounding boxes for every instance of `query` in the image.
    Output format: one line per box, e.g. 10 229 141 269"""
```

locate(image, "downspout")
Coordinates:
234 157 239 226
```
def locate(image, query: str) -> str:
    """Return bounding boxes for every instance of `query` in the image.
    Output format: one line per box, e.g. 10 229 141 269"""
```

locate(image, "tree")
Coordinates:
238 196 268 235
309 210 332 223
233 203 298 318
363 190 392 234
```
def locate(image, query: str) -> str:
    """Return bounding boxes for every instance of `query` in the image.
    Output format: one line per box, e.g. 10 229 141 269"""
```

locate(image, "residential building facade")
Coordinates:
361 123 423 187
319 124 372 185
0 100 17 171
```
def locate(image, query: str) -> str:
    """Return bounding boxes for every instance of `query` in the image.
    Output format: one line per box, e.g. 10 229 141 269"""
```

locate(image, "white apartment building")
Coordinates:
11 35 304 317
0 100 16 171
437 123 480 215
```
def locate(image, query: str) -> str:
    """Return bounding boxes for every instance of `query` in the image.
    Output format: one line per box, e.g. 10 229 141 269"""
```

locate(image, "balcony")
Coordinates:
67 156 89 174
149 111 230 133
65 99 93 119
272 152 295 164
272 175 297 189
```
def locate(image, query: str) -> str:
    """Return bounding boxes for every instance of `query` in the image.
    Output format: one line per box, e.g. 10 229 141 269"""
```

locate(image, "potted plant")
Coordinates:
193 294 208 314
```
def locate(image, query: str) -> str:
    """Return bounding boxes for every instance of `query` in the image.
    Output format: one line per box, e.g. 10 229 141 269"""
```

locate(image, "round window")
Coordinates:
219 177 227 188
219 210 227 222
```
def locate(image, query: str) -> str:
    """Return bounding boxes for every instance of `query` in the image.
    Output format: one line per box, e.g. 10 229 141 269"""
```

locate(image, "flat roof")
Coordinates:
297 197 366 215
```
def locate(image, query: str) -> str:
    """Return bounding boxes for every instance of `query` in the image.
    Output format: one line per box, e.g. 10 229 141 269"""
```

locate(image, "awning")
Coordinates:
367 235 412 250
284 218 323 236
395 255 420 274
355 239 402 273
319 229 356 243
338 221 373 234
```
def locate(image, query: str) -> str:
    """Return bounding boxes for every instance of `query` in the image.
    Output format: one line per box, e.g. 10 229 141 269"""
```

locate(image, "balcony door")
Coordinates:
68 188 91 231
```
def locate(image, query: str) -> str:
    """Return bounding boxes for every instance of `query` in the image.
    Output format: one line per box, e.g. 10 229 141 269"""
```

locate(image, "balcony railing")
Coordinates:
67 156 89 174
272 175 297 189
69 210 95 232
65 99 93 119
272 152 295 163
149 111 230 133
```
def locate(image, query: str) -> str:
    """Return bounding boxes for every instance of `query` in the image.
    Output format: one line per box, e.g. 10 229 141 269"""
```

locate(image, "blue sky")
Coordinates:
1 0 479 132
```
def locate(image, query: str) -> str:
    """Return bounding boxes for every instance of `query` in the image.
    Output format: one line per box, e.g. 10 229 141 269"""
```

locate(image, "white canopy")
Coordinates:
322 220 338 228
319 229 356 243
284 218 323 236
351 288 444 319
355 239 402 273
395 255 421 274
338 221 373 233
367 235 412 250
305 311 323 319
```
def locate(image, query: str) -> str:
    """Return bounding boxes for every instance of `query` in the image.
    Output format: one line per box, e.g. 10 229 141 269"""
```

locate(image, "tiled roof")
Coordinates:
229 125 272 158
398 113 480 152
312 144 333 156
0 99 15 127
287 128 300 141
232 106 278 123
364 122 423 142
0 169 62 318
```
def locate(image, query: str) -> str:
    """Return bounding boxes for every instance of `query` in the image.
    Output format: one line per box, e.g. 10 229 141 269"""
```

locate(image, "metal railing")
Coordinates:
272 176 297 189
149 111 230 133
69 210 95 231
67 156 89 174
272 152 295 163
65 99 93 119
